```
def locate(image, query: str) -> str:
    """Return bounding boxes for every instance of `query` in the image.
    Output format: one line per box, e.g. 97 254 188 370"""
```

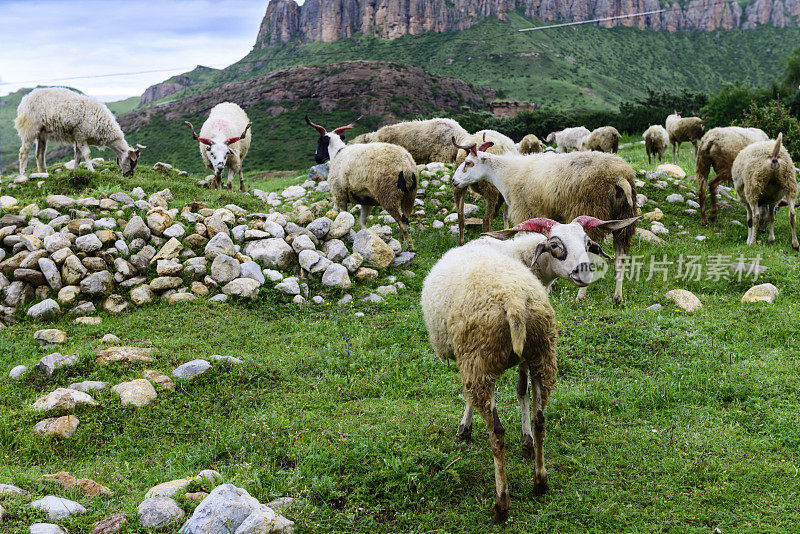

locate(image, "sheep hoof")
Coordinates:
456 424 472 443
521 434 534 460
490 502 510 524
793 242 799 251
533 480 549 496
700 219 708 226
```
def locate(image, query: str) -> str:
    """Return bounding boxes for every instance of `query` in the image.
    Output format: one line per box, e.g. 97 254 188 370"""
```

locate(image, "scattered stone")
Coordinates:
46 195 77 210
173 359 211 379
30 524 67 534
353 229 395 269
90 513 127 534
29 495 87 520
665 289 702 312
68 380 106 392
75 233 103 253
34 328 67 345
178 483 293 534
151 237 184 263
27 299 61 320
142 369 175 390
656 163 687 179
39 471 111 497
222 278 261 299
33 387 97 412
145 470 221 500
74 316 102 326
112 379 157 407
138 496 185 528
10 364 27 379
635 227 664 244
80 270 113 296
37 352 79 375
390 252 415 268
209 354 243 365
275 277 300 296
666 193 685 203
211 254 240 284
131 284 155 305
742 283 778 303
97 346 154 365
204 232 236 261
362 293 385 304
185 492 208 502
0 483 27 496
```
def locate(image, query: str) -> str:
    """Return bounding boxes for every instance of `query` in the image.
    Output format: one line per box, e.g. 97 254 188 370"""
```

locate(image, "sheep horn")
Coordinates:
198 138 213 146
571 215 640 232
224 123 252 146
511 218 561 236
771 133 783 169
333 116 362 135
305 115 327 136
478 141 494 153
452 137 478 156
185 121 200 141
135 144 147 150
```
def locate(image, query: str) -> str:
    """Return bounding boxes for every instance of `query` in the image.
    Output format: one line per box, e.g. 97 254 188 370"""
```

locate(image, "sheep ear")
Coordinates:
574 216 639 232
136 144 147 150
481 229 518 241
530 240 549 266
587 240 612 259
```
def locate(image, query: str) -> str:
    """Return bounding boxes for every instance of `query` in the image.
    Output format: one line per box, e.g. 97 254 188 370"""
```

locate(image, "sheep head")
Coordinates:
118 143 146 176
483 216 638 287
306 115 362 163
451 137 495 189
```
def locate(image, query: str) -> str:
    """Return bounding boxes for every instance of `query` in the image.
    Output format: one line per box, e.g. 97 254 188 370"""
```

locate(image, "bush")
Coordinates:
700 83 774 129
738 100 800 162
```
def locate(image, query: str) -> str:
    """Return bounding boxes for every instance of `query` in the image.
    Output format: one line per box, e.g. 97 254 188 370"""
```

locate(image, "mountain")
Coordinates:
257 0 800 44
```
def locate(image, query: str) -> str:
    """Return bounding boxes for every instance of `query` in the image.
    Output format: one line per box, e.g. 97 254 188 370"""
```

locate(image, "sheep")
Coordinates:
451 142 639 302
348 132 373 145
580 126 620 153
421 215 632 523
453 130 517 245
345 118 469 164
517 134 543 155
15 87 145 177
665 111 705 160
695 126 769 225
731 134 798 249
185 102 252 191
306 115 417 242
642 125 669 165
544 126 590 153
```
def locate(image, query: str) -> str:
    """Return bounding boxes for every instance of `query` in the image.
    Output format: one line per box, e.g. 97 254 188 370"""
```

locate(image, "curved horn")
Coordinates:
135 143 147 150
333 115 362 135
197 138 213 146
511 218 560 236
478 140 494 153
452 136 478 156
305 115 327 136
224 123 252 146
571 215 640 232
185 121 200 141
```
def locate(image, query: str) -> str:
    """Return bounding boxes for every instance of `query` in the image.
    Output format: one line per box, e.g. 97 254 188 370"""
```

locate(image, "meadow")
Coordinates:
1 139 799 533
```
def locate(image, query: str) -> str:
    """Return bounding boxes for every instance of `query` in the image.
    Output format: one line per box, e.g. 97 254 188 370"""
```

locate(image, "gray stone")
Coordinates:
173 359 212 379
204 232 236 261
353 229 395 269
178 484 264 534
341 253 363 273
291 234 316 254
130 285 155 306
665 289 702 312
321 263 351 289
43 234 71 253
666 193 684 203
163 223 186 239
75 233 102 253
0 483 26 496
81 271 112 296
68 380 106 392
29 524 67 534
124 216 151 241
103 294 128 315
306 217 332 240
110 191 134 204
28 299 61 320
742 283 779 303
275 277 300 296
211 255 241 284
30 495 87 520
62 255 88 285
234 505 295 534
240 261 265 284
4 280 32 307
329 211 355 239
308 256 332 275
262 221 285 239
38 258 62 290
390 252 415 268
263 269 283 282
112 379 157 407
138 497 185 528
46 195 76 210
209 294 228 303
362 293 385 304
646 304 663 311
231 224 248 242
322 239 347 262
14 268 46 286
245 239 295 270
37 352 79 375
298 249 321 271
222 278 261 299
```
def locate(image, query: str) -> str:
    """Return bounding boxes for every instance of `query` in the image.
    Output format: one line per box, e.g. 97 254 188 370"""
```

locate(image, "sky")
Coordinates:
0 0 294 102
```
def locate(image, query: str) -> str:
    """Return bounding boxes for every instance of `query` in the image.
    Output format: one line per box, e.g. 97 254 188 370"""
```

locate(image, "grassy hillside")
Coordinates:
156 12 800 111
105 96 140 116
2 142 800 532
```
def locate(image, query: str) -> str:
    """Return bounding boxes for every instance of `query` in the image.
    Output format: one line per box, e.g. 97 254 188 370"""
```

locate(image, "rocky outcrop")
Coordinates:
139 66 218 105
256 0 799 43
120 61 493 131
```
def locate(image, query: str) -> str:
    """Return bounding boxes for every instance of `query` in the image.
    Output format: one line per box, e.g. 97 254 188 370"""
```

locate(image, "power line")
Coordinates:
0 66 230 87
518 9 668 31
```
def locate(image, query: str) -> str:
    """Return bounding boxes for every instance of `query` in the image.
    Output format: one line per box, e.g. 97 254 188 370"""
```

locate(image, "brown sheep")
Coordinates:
642 125 669 164
665 111 705 160
732 134 798 249
348 118 469 164
695 126 769 225
580 126 620 153
518 134 544 155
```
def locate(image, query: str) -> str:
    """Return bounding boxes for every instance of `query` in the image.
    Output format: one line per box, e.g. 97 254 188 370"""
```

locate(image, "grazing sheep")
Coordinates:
347 118 469 164
185 102 252 191
665 111 705 160
453 130 517 245
421 215 629 523
306 115 417 242
642 125 669 165
452 143 639 302
580 126 620 153
544 126 590 153
731 134 798 249
695 126 769 225
517 134 543 155
349 132 373 145
15 87 145 177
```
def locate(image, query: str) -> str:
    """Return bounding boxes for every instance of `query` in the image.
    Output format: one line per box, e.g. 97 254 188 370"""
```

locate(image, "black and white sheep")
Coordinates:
15 87 145 177
306 116 417 242
185 102 252 191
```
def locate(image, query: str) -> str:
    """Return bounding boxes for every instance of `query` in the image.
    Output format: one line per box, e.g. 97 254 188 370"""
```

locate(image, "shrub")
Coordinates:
738 100 800 162
700 83 773 129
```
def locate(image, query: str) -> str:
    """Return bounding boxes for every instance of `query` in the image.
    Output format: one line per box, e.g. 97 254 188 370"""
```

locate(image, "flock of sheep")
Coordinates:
12 87 799 524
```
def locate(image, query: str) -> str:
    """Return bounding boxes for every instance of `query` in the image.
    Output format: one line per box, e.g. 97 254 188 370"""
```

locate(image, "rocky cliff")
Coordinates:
256 0 800 45
139 66 219 105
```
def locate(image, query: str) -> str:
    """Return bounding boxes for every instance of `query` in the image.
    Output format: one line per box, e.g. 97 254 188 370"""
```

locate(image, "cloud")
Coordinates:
0 0 269 101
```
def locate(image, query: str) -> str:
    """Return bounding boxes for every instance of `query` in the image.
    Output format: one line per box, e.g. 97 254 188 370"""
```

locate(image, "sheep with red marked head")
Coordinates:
185 102 251 191
421 215 633 524
306 115 417 243
451 140 639 302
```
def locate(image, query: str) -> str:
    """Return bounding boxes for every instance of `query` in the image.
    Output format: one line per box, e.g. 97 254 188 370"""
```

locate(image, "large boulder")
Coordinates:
178 484 293 534
353 230 395 269
244 239 295 270
204 233 235 261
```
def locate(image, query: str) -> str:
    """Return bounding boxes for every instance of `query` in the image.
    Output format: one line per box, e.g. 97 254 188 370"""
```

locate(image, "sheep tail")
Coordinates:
397 171 417 192
506 306 527 358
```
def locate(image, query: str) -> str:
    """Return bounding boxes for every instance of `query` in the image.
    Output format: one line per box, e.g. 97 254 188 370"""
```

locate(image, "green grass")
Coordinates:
105 96 141 116
2 142 800 532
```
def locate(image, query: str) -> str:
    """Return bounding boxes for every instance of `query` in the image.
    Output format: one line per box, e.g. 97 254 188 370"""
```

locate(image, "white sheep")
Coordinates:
15 87 145 176
453 130 517 244
544 126 590 153
347 118 469 163
517 134 543 155
642 125 669 164
451 143 639 302
306 116 417 242
185 102 251 191
580 126 620 153
731 134 798 249
421 215 627 523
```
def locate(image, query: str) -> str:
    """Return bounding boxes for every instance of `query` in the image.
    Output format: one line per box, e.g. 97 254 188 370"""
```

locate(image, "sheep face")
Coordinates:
452 152 490 189
537 224 602 286
314 134 332 164
117 145 143 177
205 142 234 177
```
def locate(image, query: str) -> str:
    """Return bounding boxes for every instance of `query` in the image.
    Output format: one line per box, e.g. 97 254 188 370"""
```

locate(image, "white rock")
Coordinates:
112 379 157 407
742 283 778 303
29 496 87 520
665 289 702 312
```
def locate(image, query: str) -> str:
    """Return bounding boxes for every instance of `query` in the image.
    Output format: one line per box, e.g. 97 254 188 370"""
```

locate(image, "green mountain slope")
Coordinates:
153 11 800 111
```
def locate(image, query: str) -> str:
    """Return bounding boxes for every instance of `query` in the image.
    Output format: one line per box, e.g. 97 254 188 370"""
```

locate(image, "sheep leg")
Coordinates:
748 205 760 246
77 140 93 171
73 143 83 169
767 204 776 244
385 203 408 243
226 168 235 190
613 234 626 303
454 187 466 245
483 190 497 233
18 137 34 177
744 203 754 243
35 134 47 173
502 204 508 229
692 140 699 158
517 363 534 460
708 175 727 222
789 201 799 250
470 385 510 524
531 377 549 495
239 169 246 192
456 401 473 443
358 205 371 229
575 286 588 302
